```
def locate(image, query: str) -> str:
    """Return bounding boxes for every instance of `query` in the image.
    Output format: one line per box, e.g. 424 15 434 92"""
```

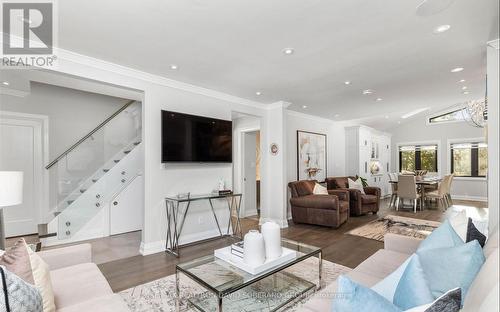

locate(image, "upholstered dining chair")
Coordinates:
425 174 452 210
388 173 398 209
396 175 422 213
444 173 455 206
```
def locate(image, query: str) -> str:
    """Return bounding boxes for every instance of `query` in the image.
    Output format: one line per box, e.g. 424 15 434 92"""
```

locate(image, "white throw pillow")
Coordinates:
313 183 328 195
27 247 56 312
348 178 365 195
449 210 468 242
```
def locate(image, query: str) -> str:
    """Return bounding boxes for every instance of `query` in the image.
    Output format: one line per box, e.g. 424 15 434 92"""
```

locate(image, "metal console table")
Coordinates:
165 193 242 257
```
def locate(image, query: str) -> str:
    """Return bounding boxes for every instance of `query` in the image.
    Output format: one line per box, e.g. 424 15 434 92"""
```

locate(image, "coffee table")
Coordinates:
175 239 322 312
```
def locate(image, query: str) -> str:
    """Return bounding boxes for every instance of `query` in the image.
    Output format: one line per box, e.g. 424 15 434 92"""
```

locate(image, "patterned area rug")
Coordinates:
347 215 441 242
120 257 351 312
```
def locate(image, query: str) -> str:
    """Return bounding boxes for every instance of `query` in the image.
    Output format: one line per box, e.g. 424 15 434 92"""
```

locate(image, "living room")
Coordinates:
0 1 499 311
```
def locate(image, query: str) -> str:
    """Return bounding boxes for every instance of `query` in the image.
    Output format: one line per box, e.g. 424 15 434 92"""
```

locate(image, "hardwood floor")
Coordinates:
97 198 487 292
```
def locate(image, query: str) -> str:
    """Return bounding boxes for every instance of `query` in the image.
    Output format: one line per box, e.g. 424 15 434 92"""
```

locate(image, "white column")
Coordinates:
260 101 290 228
487 39 499 234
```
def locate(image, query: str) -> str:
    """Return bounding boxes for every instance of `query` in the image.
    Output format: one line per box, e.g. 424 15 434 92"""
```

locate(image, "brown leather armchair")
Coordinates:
325 176 381 216
288 180 350 228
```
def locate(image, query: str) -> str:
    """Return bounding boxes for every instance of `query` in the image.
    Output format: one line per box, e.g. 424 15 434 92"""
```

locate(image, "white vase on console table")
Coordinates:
243 230 266 266
261 221 282 260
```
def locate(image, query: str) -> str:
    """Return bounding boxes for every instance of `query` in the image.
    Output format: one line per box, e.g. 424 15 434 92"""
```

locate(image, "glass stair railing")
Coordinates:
39 100 142 240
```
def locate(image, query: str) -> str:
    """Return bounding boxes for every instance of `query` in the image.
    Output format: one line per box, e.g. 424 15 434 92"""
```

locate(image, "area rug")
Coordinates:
120 257 351 312
347 215 441 242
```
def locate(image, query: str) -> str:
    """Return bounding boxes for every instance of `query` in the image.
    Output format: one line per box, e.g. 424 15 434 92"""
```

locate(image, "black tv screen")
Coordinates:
161 110 232 162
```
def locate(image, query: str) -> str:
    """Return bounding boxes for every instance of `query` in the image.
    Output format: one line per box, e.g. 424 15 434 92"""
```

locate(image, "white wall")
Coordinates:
487 39 499 233
285 110 346 217
390 114 487 201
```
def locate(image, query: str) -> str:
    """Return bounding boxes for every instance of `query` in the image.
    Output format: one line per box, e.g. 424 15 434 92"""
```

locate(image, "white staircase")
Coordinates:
39 100 142 245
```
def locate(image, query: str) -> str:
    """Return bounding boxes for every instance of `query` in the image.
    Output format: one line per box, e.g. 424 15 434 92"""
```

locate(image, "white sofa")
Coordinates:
38 244 130 311
300 229 499 311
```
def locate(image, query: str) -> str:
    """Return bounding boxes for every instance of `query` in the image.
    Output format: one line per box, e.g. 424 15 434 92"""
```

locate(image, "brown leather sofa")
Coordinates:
325 176 381 216
288 180 350 228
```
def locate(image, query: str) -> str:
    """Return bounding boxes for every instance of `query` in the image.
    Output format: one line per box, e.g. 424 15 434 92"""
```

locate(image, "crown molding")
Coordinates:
266 101 292 110
286 109 336 124
55 48 269 110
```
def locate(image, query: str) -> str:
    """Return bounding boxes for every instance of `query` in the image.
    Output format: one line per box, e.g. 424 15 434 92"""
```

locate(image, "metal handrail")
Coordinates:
45 100 136 169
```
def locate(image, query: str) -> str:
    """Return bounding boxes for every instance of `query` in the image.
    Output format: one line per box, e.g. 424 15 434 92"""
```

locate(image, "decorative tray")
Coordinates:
214 246 297 275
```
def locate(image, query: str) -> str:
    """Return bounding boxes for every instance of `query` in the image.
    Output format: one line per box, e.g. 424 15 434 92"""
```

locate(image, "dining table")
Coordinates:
389 176 442 209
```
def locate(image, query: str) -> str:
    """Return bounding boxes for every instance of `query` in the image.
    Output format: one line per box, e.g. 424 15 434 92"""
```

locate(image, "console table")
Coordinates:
165 193 242 257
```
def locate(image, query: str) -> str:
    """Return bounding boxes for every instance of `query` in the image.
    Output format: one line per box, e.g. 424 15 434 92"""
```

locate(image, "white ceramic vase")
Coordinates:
261 221 282 260
243 230 266 266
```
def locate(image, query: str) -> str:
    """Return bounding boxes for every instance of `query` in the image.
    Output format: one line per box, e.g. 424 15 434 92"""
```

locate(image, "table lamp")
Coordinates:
0 171 23 250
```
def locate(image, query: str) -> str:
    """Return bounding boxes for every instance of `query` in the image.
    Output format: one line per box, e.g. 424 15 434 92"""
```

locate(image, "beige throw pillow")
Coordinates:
313 183 329 195
348 178 365 194
0 239 35 284
27 246 56 312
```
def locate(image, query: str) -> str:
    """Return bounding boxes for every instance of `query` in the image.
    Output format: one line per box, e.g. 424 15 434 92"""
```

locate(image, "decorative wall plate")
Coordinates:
270 143 279 155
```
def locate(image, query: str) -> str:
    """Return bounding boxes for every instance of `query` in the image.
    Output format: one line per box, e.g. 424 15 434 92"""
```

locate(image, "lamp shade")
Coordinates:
0 171 23 207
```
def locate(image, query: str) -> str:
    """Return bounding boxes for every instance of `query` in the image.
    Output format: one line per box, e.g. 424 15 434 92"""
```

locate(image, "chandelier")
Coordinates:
463 98 487 128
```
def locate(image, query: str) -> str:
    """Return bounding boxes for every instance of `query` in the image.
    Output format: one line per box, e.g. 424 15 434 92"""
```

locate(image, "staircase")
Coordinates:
38 100 142 244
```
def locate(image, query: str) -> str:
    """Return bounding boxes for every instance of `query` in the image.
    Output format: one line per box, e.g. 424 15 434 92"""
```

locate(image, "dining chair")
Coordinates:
396 175 422 213
445 173 455 206
425 175 451 210
388 173 398 208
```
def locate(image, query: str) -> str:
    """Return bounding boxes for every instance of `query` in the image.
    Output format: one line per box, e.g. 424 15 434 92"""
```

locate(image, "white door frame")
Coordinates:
0 111 49 229
239 128 260 217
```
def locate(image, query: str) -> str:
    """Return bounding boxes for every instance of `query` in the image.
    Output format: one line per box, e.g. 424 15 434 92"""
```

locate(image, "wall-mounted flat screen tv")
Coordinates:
161 110 232 163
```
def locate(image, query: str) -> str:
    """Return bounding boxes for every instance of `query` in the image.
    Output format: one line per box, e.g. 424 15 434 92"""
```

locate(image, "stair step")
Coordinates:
103 169 110 173
134 142 141 145
54 211 61 217
39 232 57 239
80 189 86 193
123 150 131 154
114 159 120 163
67 200 74 205
92 179 98 183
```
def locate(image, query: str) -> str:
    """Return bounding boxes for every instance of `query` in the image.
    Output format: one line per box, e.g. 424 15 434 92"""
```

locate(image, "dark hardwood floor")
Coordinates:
98 198 487 292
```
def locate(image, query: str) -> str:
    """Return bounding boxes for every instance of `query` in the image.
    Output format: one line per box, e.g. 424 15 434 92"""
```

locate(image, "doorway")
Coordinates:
0 113 47 237
242 130 261 218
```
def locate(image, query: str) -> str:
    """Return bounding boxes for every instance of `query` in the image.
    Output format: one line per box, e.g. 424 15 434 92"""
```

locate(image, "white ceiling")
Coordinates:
58 0 498 127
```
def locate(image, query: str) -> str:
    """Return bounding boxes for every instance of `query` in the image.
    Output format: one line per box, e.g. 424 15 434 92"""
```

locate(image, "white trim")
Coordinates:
453 177 487 182
286 109 334 124
446 137 486 175
451 195 488 202
140 240 166 256
55 48 268 110
396 140 442 175
488 39 499 50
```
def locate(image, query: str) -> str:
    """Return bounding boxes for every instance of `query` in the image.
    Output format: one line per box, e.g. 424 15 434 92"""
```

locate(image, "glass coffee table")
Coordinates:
175 239 322 312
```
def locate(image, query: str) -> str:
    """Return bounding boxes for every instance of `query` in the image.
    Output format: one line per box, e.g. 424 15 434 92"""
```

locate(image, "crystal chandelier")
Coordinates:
463 98 487 128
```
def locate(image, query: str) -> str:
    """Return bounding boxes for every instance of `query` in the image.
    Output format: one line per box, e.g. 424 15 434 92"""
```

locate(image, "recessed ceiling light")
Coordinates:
459 79 466 83
344 81 351 85
451 67 464 73
363 89 374 95
283 48 294 55
385 115 389 119
433 24 451 34
462 91 470 95
376 98 383 102
169 64 178 70
461 86 468 90
1 81 9 86
255 91 262 96
302 105 307 109
402 107 430 119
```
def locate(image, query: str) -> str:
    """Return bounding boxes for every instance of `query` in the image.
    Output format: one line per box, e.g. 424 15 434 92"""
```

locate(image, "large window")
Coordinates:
399 145 438 173
428 107 468 124
451 142 488 177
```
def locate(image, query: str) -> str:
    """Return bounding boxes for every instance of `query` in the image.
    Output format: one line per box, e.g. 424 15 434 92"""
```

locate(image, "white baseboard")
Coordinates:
259 217 289 228
451 195 488 202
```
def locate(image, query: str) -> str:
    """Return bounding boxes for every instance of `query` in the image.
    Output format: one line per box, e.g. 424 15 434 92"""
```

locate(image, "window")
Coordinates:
451 142 488 177
428 107 469 124
399 145 438 173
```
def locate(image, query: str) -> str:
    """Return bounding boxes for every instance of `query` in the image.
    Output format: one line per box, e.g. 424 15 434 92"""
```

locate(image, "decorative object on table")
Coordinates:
261 221 282 260
347 215 441 242
120 257 351 312
230 241 244 258
243 230 265 266
270 143 279 156
214 245 296 275
296 131 327 181
0 171 23 251
176 192 190 199
218 178 225 191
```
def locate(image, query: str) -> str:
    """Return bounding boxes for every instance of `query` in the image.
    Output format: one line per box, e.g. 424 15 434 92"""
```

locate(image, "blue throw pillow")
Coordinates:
332 275 401 312
417 219 464 252
371 256 413 302
393 255 434 310
417 240 485 304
